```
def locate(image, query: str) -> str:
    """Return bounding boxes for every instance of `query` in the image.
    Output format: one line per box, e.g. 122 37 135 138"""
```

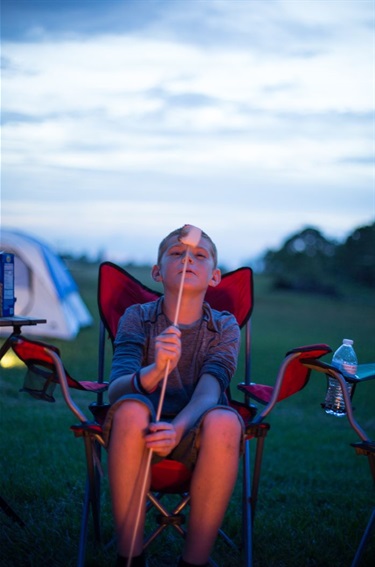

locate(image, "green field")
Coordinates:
1 262 374 567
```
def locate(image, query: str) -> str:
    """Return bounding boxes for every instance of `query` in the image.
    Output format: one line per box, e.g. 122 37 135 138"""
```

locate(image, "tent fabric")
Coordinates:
0 229 93 340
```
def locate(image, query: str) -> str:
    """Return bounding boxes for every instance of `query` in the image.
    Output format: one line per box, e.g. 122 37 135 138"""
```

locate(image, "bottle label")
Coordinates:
342 362 357 375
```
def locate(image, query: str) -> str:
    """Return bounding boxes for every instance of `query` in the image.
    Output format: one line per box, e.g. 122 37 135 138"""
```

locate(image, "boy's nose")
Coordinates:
182 251 193 263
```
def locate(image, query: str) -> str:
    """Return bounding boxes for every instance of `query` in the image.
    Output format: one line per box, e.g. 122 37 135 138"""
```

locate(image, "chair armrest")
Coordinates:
45 348 89 424
237 382 273 405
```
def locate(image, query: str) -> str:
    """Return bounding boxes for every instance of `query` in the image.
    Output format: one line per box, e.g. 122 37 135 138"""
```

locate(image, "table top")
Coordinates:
0 316 47 328
305 358 375 383
356 363 375 381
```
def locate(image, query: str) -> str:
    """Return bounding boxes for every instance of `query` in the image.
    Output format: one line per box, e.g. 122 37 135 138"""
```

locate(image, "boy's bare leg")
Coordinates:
107 401 151 558
182 409 242 564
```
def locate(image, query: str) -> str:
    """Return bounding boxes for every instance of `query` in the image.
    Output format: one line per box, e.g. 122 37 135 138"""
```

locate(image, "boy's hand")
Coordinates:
154 325 181 373
145 421 178 457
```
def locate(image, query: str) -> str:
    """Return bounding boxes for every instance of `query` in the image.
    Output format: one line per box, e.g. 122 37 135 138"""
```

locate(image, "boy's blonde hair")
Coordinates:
157 226 218 268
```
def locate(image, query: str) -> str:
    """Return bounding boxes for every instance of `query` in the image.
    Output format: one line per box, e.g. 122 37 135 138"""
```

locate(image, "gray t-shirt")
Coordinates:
110 297 241 417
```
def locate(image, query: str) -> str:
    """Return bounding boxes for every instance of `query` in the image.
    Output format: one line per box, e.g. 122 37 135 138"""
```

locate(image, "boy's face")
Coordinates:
152 234 221 292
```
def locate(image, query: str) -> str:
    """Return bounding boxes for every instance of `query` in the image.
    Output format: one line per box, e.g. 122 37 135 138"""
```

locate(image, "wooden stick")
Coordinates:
127 226 201 566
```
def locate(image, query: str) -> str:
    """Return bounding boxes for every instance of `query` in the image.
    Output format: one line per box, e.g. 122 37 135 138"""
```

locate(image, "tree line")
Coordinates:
262 221 375 295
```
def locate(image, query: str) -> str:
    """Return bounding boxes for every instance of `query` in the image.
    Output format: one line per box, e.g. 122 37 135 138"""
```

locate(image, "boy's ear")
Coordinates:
151 264 162 282
208 268 221 288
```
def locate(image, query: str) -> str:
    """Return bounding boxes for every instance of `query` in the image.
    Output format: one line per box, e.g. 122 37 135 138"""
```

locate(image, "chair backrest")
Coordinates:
97 262 254 391
98 262 253 340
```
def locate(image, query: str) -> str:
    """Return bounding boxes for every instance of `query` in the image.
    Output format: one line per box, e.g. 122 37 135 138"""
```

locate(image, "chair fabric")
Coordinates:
11 336 108 402
98 262 253 341
97 262 255 497
239 344 333 407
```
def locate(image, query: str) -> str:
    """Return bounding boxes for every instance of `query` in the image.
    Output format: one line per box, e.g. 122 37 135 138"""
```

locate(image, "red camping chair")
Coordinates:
10 262 332 567
93 262 256 567
82 262 331 567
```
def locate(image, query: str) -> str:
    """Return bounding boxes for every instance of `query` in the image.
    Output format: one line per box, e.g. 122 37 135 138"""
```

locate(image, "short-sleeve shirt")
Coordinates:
110 297 240 417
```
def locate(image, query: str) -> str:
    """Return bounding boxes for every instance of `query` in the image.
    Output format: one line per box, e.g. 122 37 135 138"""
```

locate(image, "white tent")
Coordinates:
0 229 93 340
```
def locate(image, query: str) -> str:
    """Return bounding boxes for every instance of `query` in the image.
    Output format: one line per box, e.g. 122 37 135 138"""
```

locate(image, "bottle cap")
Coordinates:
343 338 354 345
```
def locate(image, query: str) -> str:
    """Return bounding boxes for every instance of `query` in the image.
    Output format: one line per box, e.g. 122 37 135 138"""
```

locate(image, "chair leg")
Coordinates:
351 508 375 567
242 425 270 567
243 442 253 567
77 476 91 567
84 435 102 540
77 435 102 567
251 433 267 521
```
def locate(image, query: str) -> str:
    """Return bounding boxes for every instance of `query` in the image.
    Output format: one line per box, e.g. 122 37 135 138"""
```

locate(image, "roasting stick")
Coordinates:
127 225 202 567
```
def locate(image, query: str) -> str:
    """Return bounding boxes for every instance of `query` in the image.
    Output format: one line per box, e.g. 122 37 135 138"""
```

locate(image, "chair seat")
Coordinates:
151 460 192 493
70 420 192 493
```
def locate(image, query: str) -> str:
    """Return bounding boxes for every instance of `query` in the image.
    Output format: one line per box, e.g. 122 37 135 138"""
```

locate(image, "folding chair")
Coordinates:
80 262 332 567
93 262 256 567
10 262 332 567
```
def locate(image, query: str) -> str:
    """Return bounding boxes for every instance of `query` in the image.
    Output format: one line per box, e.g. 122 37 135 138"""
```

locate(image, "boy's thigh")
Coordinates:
158 405 245 471
103 393 155 445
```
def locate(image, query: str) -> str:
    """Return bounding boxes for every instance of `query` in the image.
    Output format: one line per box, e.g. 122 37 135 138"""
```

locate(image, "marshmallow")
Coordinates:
179 224 202 248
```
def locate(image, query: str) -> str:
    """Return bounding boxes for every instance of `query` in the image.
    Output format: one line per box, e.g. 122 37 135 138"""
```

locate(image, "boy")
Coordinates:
105 225 244 567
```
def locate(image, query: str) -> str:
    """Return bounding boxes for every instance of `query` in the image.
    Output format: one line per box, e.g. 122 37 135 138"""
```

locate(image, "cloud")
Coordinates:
1 0 374 267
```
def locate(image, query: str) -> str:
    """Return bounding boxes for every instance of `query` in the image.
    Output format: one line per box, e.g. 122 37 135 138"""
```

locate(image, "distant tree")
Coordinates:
263 222 375 293
335 222 375 286
263 227 339 295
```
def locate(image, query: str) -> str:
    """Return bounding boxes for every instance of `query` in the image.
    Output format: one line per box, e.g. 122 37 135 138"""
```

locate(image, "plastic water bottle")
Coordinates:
324 339 358 417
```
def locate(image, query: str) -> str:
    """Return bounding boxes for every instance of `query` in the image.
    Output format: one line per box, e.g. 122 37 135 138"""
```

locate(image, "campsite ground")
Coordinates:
0 261 374 566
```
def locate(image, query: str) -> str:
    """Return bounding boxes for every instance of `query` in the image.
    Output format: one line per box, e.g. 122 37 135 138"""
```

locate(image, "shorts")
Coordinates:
102 393 245 471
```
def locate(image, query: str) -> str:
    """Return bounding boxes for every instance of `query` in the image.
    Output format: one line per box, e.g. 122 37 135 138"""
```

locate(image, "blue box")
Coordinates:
0 252 15 317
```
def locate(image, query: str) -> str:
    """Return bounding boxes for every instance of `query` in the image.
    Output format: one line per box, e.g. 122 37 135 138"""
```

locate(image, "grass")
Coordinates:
0 262 374 567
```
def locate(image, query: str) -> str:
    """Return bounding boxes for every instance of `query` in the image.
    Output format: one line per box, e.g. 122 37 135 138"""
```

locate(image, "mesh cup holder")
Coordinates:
19 365 57 402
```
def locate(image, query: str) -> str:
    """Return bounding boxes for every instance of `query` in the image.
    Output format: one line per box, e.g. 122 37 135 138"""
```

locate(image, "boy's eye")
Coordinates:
195 249 208 258
168 247 208 259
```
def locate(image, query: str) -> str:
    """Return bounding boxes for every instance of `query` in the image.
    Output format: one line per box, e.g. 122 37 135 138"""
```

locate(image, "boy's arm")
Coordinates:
108 363 165 404
171 373 221 445
108 325 181 404
147 374 221 456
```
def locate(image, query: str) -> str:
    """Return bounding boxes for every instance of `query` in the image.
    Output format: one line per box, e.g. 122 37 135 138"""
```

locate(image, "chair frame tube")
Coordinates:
301 360 371 442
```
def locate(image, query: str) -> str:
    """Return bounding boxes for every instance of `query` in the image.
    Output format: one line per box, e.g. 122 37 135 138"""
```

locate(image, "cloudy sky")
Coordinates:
2 0 374 269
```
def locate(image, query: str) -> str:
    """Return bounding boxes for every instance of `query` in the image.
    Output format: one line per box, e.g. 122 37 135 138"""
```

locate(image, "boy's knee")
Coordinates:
202 408 242 437
112 399 150 429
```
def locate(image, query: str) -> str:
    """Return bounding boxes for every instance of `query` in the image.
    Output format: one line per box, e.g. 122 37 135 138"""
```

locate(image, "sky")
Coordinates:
1 0 374 269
